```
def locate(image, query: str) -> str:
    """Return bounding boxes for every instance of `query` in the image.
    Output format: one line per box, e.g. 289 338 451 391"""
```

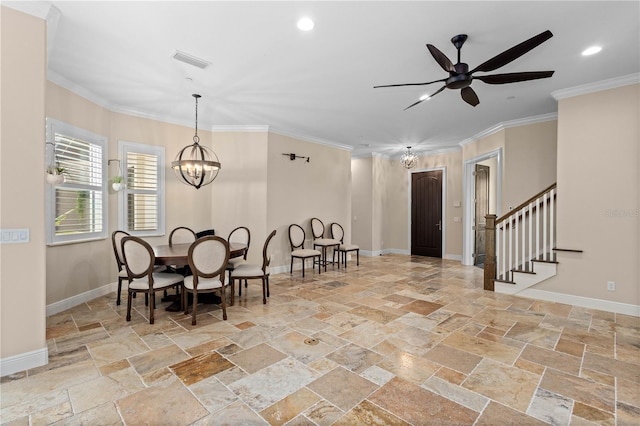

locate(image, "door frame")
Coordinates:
407 166 447 258
462 148 502 266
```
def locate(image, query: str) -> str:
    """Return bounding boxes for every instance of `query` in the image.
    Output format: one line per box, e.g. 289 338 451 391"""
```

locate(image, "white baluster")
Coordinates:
550 189 555 260
521 207 526 271
528 202 533 270
501 221 506 279
513 212 520 268
543 193 548 260
536 197 540 261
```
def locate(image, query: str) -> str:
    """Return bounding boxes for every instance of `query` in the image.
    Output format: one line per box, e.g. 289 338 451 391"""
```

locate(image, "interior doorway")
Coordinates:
462 148 502 266
474 164 490 266
411 169 443 257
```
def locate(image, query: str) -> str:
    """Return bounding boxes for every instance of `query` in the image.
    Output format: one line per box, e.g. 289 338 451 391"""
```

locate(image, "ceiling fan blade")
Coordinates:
374 78 446 89
404 85 446 110
470 30 553 74
427 44 455 72
475 70 554 84
461 87 479 107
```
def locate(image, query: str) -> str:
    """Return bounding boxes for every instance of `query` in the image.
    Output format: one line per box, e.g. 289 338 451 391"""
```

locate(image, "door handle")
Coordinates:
436 220 442 231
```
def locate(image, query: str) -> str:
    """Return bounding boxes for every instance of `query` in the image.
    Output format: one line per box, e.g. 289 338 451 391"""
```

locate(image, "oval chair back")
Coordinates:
310 217 325 239
184 236 230 324
169 226 196 245
112 230 130 305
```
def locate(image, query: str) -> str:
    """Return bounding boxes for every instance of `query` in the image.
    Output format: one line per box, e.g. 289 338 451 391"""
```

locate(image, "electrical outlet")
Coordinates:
607 281 615 291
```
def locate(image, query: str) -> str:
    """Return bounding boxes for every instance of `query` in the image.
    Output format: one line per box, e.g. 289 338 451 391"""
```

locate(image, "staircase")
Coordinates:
484 184 564 294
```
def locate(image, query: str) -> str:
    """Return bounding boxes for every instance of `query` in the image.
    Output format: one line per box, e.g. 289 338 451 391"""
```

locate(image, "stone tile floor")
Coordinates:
1 255 638 425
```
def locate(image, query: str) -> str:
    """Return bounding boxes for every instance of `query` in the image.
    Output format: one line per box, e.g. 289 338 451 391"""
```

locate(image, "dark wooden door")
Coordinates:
474 164 490 266
411 170 443 257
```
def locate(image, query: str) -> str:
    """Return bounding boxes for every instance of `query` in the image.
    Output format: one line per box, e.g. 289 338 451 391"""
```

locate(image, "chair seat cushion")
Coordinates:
183 275 223 290
314 238 340 247
226 257 246 270
291 249 321 257
232 263 268 278
340 244 359 251
129 272 184 290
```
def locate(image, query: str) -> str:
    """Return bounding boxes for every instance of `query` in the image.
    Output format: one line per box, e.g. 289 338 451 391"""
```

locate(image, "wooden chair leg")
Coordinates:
230 279 235 306
262 277 267 304
117 277 123 305
191 292 198 325
266 276 270 297
126 290 133 321
220 287 227 321
149 291 155 324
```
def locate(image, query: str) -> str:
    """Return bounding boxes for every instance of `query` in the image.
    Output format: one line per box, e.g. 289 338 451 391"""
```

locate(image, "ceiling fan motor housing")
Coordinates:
447 63 472 89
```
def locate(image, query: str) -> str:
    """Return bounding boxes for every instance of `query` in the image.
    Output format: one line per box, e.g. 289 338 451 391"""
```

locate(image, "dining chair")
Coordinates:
226 226 251 294
195 229 216 238
183 236 230 325
111 230 130 306
121 236 185 324
169 226 197 245
310 217 340 271
330 222 360 268
230 230 276 305
289 224 321 278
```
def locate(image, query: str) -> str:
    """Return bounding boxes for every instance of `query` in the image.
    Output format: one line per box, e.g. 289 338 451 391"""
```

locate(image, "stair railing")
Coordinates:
484 183 557 290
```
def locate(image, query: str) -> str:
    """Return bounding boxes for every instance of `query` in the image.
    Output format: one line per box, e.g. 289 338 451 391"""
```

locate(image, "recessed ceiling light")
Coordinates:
582 46 602 56
297 17 314 31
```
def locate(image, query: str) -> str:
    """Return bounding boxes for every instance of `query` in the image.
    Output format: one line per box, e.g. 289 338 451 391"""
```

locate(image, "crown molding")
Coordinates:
212 125 269 133
552 73 640 100
459 113 558 147
269 129 353 152
3 1 51 19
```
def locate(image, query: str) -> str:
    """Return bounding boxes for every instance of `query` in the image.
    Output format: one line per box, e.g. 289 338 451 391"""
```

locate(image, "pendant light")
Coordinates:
171 94 221 189
400 146 418 169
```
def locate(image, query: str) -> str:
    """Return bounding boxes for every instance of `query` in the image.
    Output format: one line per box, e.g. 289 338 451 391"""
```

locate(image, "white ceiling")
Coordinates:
7 1 640 158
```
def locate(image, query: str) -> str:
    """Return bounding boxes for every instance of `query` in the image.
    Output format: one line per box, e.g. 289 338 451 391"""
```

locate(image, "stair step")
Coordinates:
532 258 558 264
512 268 536 275
494 278 516 285
553 247 583 253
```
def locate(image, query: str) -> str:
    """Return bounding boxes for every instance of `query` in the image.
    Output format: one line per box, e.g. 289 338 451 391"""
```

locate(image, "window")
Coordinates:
118 141 165 236
46 119 108 244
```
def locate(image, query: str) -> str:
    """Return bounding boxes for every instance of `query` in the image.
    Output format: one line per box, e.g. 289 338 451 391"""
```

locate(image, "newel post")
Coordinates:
484 214 497 291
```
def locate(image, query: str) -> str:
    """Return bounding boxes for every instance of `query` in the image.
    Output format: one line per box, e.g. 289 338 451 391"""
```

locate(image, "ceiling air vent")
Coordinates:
172 50 211 70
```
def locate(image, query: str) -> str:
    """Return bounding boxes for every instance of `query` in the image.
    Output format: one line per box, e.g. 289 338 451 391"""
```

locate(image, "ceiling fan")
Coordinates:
374 30 554 109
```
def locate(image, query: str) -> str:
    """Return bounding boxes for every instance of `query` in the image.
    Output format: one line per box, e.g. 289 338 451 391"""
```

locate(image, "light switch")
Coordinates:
0 228 29 244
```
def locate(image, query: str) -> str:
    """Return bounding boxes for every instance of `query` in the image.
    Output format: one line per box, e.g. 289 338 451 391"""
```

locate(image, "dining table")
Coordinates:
153 241 248 266
152 240 248 311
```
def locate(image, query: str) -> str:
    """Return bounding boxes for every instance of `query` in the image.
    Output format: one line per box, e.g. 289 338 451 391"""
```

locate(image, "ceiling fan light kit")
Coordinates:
375 30 555 109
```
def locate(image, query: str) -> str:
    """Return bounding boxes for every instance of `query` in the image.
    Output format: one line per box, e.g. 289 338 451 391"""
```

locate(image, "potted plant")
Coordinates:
46 166 65 185
112 175 125 191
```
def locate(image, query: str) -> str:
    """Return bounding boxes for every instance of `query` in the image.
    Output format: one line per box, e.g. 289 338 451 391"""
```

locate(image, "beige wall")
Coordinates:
503 121 557 211
213 130 268 264
267 133 352 268
539 84 639 304
45 83 113 303
409 150 464 258
1 7 47 360
351 157 373 250
360 150 463 258
462 120 557 214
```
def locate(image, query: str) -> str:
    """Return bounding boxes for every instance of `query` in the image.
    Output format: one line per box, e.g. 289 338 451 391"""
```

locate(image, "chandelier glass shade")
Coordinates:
171 94 221 189
400 146 418 169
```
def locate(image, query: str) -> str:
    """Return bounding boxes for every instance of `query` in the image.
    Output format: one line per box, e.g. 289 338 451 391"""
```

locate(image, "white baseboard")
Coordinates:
0 347 48 377
518 288 640 317
444 254 462 261
46 282 119 316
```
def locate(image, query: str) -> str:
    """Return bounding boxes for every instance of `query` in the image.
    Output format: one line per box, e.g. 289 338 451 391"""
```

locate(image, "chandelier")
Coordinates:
400 146 418 169
171 94 221 189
